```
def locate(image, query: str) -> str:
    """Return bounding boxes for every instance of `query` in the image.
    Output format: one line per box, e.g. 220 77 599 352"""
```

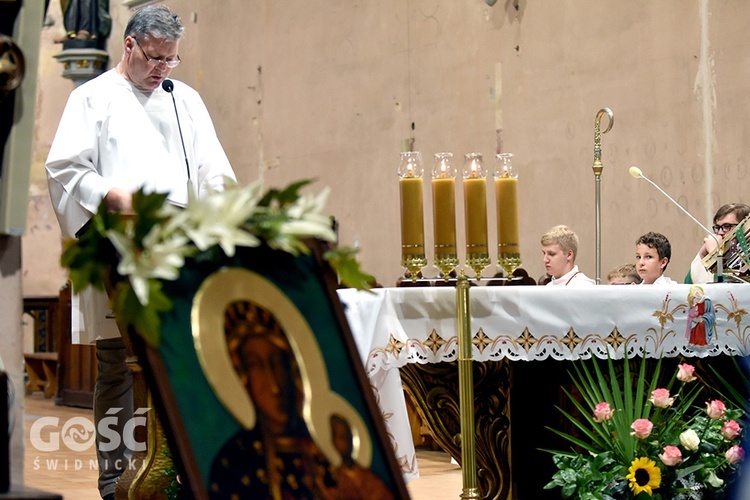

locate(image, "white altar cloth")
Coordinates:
339 283 750 483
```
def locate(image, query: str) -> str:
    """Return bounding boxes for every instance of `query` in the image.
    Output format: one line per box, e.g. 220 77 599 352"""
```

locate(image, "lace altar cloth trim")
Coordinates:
337 284 749 375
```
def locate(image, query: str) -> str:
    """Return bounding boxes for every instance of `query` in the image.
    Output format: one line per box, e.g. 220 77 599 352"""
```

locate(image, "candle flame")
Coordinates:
439 161 448 178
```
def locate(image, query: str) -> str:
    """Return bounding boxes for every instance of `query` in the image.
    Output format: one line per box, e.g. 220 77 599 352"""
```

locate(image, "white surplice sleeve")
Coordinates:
690 253 714 284
175 82 236 197
46 83 114 238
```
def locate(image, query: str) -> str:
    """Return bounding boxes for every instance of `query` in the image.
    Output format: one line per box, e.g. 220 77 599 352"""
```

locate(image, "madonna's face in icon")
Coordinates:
243 336 292 434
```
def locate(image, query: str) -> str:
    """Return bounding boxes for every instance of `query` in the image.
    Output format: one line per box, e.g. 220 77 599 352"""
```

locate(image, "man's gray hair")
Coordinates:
124 5 184 42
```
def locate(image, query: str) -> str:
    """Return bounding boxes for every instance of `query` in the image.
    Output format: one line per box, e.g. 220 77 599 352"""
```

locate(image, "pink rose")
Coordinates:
630 419 653 439
677 363 697 382
722 420 741 440
706 400 727 420
593 402 615 423
726 445 745 464
659 445 682 466
649 388 674 408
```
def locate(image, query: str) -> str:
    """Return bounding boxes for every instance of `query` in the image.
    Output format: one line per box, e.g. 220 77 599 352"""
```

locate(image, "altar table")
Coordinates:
339 284 750 498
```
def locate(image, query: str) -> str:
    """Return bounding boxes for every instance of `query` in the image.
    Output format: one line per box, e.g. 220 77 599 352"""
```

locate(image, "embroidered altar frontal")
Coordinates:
340 283 750 371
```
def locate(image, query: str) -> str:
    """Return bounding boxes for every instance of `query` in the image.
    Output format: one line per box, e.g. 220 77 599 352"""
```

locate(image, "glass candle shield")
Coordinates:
431 153 458 279
494 153 521 276
462 153 490 278
398 151 426 281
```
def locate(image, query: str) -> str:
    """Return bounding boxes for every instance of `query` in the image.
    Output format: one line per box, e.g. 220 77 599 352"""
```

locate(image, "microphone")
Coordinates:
161 79 191 183
629 166 724 282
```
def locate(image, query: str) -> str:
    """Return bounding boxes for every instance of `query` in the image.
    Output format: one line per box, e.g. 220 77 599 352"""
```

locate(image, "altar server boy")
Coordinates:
540 225 595 286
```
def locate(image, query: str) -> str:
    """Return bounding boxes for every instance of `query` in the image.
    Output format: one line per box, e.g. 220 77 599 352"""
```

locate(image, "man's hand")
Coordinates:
698 235 720 258
104 188 133 212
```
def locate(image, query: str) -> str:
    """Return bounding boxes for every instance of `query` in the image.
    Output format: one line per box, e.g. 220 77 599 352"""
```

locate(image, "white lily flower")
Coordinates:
278 187 336 243
287 187 330 220
266 234 301 255
181 183 262 256
706 472 724 488
107 229 137 275
64 178 359 350
101 180 339 307
141 228 189 280
107 225 189 306
279 219 336 242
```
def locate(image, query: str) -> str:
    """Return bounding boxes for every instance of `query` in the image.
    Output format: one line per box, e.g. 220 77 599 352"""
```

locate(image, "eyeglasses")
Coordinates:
133 38 180 69
712 223 738 234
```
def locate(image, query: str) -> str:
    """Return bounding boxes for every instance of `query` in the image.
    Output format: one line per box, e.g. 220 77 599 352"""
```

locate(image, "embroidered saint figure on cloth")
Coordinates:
686 285 715 347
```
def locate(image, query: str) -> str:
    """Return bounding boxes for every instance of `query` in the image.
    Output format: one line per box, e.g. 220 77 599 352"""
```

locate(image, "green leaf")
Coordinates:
60 205 125 295
708 359 750 414
257 178 314 207
545 427 602 455
131 190 171 244
561 483 576 497
570 362 606 410
323 247 376 290
612 353 628 418
555 391 612 446
111 280 172 347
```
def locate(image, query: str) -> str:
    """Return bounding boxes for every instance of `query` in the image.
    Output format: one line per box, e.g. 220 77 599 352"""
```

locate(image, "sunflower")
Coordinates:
626 457 661 495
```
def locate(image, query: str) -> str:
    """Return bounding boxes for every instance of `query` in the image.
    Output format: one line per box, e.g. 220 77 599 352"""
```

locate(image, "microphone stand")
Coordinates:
161 79 192 196
630 167 724 283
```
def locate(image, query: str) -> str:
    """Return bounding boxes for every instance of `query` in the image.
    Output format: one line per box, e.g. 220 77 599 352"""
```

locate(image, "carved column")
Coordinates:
400 360 512 500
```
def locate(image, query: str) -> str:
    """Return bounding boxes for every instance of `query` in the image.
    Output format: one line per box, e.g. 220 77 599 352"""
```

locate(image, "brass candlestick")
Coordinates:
456 271 479 499
394 150 494 497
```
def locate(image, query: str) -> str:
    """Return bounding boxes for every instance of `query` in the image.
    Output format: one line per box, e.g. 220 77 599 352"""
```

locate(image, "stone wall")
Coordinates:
25 0 750 291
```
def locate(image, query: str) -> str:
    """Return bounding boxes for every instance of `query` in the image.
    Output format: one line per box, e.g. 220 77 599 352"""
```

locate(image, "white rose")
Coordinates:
680 429 700 450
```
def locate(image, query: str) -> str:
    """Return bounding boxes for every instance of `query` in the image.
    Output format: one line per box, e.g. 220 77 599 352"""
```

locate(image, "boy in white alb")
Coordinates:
636 232 676 285
541 225 596 287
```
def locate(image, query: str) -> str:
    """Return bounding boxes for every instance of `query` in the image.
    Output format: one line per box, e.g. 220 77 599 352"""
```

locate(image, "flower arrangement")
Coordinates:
60 178 374 347
544 354 746 499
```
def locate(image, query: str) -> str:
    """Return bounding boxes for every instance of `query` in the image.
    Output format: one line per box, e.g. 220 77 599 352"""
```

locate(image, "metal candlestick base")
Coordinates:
401 253 427 282
498 252 521 277
435 253 459 280
466 253 490 279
